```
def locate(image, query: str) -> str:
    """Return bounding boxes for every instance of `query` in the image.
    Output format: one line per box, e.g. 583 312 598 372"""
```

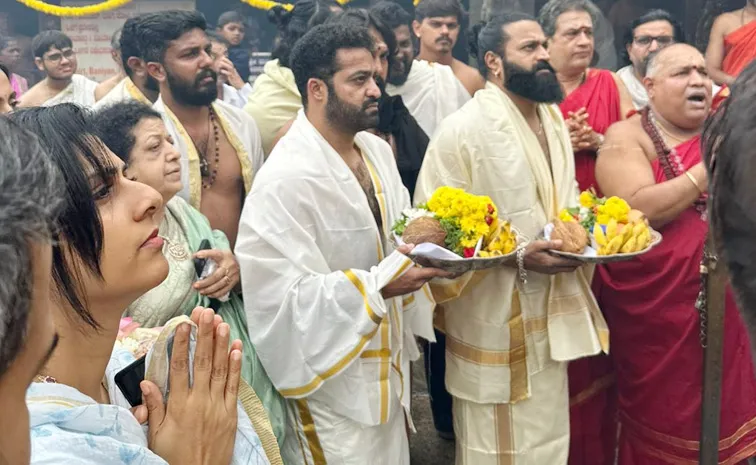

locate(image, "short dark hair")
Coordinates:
207 30 230 47
326 9 397 78
622 9 685 65
415 0 465 23
538 0 601 38
32 30 73 59
0 35 15 53
268 0 339 68
93 101 162 163
218 11 246 28
10 104 118 330
469 12 536 78
131 10 207 64
371 2 413 31
120 14 151 77
704 60 756 339
0 63 9 79
290 23 375 107
0 117 62 378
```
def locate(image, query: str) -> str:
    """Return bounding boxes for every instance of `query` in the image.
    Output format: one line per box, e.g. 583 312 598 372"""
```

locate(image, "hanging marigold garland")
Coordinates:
16 0 363 17
239 0 294 11
15 0 132 17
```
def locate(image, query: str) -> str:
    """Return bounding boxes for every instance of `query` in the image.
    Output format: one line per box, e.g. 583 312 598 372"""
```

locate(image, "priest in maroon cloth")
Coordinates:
539 2 633 464
596 43 756 464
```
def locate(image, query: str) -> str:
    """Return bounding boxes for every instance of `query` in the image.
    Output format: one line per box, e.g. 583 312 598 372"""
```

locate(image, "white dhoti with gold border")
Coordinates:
415 83 610 465
453 362 568 465
282 387 409 465
237 110 436 465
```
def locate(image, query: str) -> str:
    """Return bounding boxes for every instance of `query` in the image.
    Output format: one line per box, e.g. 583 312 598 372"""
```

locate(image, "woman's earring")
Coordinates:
495 70 501 78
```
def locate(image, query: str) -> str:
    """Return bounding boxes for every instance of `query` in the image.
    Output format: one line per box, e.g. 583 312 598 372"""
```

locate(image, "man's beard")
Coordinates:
166 66 218 107
503 59 564 104
325 81 380 133
388 54 413 86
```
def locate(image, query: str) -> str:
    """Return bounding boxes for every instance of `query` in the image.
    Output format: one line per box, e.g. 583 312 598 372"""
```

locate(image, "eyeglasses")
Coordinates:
44 49 75 63
633 35 674 47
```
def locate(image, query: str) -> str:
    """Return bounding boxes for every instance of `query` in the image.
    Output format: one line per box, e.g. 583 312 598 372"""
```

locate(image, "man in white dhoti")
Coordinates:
236 23 449 465
415 13 609 464
139 11 264 248
0 116 61 465
94 15 160 110
19 31 97 108
383 8 470 138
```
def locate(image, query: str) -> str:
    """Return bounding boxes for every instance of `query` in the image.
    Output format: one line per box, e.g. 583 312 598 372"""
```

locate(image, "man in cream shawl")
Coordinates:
244 59 301 156
415 14 608 464
94 14 162 110
386 58 470 138
154 97 263 219
20 31 97 108
236 24 448 465
94 76 152 109
139 10 264 248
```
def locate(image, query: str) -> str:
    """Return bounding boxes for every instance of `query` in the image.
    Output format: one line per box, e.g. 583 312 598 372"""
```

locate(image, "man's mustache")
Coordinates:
436 35 451 43
195 69 217 85
361 97 380 110
534 60 555 74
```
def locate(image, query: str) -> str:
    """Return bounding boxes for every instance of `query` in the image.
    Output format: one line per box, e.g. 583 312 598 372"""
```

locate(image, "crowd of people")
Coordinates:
3 0 756 464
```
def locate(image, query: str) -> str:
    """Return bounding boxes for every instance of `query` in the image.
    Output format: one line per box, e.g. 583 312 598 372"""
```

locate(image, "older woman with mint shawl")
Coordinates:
93 101 286 447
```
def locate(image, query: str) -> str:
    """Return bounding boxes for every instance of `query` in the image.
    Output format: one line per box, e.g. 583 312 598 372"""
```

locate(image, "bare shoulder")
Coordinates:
602 116 654 161
453 60 485 94
608 71 624 89
712 10 742 35
603 117 642 151
18 83 45 107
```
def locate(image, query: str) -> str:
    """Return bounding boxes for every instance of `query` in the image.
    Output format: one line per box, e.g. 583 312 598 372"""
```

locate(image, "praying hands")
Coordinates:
567 108 603 153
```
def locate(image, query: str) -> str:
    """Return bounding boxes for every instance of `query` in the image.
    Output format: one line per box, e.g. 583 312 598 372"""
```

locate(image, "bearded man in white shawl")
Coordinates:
19 31 97 108
383 9 470 138
415 13 609 465
94 15 160 110
236 23 450 465
140 11 264 249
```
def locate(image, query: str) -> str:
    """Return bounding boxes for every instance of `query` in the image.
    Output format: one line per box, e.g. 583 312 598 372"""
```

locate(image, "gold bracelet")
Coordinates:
685 170 703 193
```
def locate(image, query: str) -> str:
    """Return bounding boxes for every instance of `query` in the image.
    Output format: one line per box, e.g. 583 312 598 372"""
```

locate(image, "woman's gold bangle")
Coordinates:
685 170 703 194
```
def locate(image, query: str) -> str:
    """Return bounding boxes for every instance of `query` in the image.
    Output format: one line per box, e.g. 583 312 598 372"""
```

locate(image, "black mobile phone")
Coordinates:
114 355 146 407
193 239 212 277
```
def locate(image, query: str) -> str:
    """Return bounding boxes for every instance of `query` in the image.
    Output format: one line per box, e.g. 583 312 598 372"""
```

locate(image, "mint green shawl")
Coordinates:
125 196 287 445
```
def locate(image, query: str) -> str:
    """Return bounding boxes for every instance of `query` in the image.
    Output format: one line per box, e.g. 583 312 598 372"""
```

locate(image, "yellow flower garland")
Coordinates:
15 0 362 18
15 0 132 16
239 0 294 11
